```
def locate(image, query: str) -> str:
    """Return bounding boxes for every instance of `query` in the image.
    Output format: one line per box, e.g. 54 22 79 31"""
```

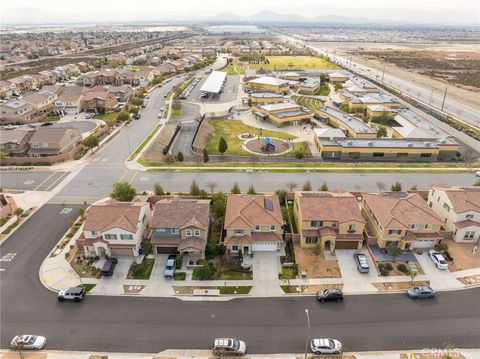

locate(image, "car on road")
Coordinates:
134 114 141 120
406 286 436 299
85 113 94 119
10 335 46 350
212 338 246 356
101 257 118 276
353 251 370 273
475 171 480 177
164 255 176 278
4 124 19 130
316 288 343 302
157 110 164 118
27 124 36 128
310 338 342 355
57 287 86 302
41 122 53 127
428 249 448 270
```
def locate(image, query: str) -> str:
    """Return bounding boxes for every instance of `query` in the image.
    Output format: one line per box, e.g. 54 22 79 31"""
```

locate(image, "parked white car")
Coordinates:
310 338 342 355
10 335 46 350
428 250 448 270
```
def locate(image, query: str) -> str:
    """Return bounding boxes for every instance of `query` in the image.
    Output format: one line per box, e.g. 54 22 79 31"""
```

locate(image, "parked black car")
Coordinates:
316 288 344 302
134 113 141 120
101 258 118 276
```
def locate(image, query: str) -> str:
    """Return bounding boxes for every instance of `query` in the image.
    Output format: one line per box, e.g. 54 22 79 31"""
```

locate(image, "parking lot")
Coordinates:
187 75 239 103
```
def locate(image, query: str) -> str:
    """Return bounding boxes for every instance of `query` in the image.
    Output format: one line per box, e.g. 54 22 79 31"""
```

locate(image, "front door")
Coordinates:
243 246 249 254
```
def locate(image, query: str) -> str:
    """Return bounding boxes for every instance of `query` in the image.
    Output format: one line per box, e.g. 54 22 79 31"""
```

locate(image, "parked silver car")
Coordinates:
10 335 46 350
353 251 370 273
213 338 246 356
428 250 448 270
310 338 342 355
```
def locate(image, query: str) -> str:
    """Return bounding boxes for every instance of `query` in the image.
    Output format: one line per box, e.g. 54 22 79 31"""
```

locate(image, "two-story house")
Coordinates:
0 129 34 156
0 100 37 125
294 191 365 253
28 127 82 157
77 201 150 257
428 186 480 243
222 194 284 254
150 198 210 258
82 87 118 113
362 192 444 250
23 93 57 117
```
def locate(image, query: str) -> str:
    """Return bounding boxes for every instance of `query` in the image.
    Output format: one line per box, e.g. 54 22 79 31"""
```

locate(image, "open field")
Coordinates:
292 95 324 111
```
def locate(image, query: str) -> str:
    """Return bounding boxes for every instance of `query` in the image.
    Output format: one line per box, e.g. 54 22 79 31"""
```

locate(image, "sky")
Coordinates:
1 0 479 24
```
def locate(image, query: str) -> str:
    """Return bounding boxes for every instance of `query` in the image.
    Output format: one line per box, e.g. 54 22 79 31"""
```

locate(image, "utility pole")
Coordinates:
441 87 448 112
304 309 311 359
381 64 386 83
429 89 434 105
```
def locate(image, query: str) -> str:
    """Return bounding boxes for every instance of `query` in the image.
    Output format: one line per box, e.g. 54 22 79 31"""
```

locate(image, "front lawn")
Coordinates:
127 258 155 279
205 119 297 156
278 266 297 280
171 108 182 119
216 269 253 280
94 112 118 124
219 286 252 294
174 272 186 281
81 283 97 293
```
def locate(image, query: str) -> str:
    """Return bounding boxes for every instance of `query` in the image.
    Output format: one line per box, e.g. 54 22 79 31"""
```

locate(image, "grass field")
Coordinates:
205 119 297 156
292 95 324 111
94 112 118 124
316 82 330 96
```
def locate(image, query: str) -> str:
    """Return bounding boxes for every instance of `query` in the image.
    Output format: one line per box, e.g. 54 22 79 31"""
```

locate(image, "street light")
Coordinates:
304 308 311 359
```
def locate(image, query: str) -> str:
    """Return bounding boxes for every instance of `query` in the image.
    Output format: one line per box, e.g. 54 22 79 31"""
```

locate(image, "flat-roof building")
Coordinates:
252 102 313 127
316 106 377 138
248 92 284 105
200 71 227 96
246 76 289 93
299 77 321 95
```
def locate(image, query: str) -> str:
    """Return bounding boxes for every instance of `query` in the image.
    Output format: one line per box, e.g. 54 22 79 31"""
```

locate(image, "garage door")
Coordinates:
252 243 278 252
110 246 134 256
414 240 436 249
335 241 360 250
156 246 177 254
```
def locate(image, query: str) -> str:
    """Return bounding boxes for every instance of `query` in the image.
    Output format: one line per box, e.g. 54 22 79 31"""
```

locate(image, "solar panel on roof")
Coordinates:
264 198 273 211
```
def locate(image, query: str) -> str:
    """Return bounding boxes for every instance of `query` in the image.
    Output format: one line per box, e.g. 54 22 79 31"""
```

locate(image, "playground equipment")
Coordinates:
260 137 276 152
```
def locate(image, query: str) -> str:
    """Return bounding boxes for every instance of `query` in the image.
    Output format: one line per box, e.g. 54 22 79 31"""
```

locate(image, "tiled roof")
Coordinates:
151 198 210 230
83 202 146 233
437 186 480 213
29 127 80 144
224 232 282 245
362 192 442 230
177 237 206 252
224 194 283 229
454 219 480 229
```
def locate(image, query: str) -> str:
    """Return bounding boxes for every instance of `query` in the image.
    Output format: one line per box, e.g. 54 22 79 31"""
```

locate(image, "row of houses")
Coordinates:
76 186 480 260
0 127 82 157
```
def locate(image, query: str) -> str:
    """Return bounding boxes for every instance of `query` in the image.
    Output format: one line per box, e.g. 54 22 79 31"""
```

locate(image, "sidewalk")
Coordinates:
1 349 479 359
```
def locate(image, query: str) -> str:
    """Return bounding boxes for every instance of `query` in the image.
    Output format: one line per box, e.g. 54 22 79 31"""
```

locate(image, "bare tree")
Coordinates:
286 181 298 193
206 181 218 195
376 181 386 192
463 148 477 168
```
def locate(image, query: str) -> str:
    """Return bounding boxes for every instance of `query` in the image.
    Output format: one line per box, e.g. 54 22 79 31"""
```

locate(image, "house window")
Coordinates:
194 229 200 237
91 230 99 236
331 222 338 228
311 221 323 227
388 229 401 235
373 152 384 157
120 234 133 240
464 231 476 240
428 201 433 208
270 225 276 232
305 237 318 244
172 229 179 235
466 214 474 219
157 228 166 232
420 153 432 158
410 224 419 230
186 229 193 236
232 245 238 251
104 234 117 240
348 224 356 232
424 224 432 230
255 225 261 231
234 229 244 236
142 214 146 223
443 203 450 212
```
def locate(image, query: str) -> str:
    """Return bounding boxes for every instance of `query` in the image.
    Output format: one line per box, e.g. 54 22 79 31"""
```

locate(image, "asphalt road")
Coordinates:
1 205 479 353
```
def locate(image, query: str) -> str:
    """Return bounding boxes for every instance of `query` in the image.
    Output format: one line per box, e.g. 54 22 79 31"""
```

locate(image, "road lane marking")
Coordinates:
33 172 57 191
0 253 17 262
45 172 70 191
60 208 73 215
139 177 149 181
23 180 35 185
128 171 139 185
117 169 129 183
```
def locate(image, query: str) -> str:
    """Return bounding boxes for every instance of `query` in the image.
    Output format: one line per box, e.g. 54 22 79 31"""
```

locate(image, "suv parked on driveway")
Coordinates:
101 258 118 276
57 287 86 302
164 255 176 278
353 251 370 273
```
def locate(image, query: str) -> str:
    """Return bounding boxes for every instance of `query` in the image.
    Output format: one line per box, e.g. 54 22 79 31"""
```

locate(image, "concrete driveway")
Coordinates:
414 252 460 289
335 249 378 293
249 252 282 297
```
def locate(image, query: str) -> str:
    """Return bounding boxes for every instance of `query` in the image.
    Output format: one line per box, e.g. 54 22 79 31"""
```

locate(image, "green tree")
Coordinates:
387 243 402 262
116 111 130 122
434 242 449 253
206 181 217 195
247 185 256 195
377 125 387 138
319 181 328 191
302 181 312 191
83 134 99 153
153 182 165 195
391 181 402 192
334 82 343 90
176 151 184 162
189 180 201 196
14 207 24 216
202 148 209 163
128 106 139 115
319 73 327 82
111 182 136 202
130 97 143 106
231 182 241 194
218 137 228 155
409 271 418 285
78 207 86 219
275 189 288 204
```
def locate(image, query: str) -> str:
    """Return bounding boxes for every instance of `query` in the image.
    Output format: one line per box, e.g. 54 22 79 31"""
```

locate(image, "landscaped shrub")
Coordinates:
380 267 390 276
175 255 183 270
397 264 409 273
385 263 393 271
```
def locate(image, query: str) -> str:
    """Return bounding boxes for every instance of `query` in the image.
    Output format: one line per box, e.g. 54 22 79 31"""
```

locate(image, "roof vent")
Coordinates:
346 141 353 146
425 142 431 147
407 142 413 147
368 141 373 146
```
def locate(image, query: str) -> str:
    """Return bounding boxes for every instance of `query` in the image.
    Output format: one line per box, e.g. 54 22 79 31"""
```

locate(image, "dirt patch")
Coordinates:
457 274 480 286
123 285 145 294
141 124 178 163
295 354 356 359
192 118 214 153
400 352 465 359
283 283 344 294
377 261 425 276
372 280 430 291
294 241 341 278
445 239 480 272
